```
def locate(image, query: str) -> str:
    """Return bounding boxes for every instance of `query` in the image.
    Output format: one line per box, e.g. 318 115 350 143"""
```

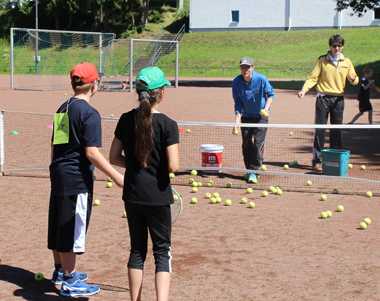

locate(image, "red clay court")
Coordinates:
1 74 380 301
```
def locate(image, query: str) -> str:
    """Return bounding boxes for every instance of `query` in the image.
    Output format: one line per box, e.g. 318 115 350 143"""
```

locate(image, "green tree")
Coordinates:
336 0 379 16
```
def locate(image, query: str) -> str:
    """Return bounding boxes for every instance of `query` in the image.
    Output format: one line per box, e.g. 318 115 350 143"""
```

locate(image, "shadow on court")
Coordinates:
0 264 88 300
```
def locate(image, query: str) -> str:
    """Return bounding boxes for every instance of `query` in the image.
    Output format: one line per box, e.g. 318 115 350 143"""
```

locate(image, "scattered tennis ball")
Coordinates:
207 182 213 187
169 172 175 179
276 188 283 195
186 128 191 133
247 201 256 208
336 205 344 212
363 217 372 225
240 197 248 204
289 131 294 136
190 197 198 204
191 181 198 187
320 194 328 201
246 187 253 194
225 182 233 188
209 197 217 204
359 221 368 230
261 190 269 197
93 199 101 206
306 180 313 186
205 192 212 199
215 197 222 204
260 164 267 171
320 211 328 219
191 187 198 193
34 272 44 281
224 199 232 206
360 165 366 170
326 210 333 218
283 164 289 170
366 191 373 198
106 181 113 188
269 186 277 194
212 192 220 198
348 163 353 169
188 178 195 184
190 169 198 176
197 182 203 187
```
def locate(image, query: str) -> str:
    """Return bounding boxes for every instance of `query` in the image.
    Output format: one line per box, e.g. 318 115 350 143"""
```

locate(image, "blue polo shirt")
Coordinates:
232 72 275 118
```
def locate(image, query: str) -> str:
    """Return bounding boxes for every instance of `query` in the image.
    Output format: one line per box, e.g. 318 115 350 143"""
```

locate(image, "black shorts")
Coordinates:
48 192 93 253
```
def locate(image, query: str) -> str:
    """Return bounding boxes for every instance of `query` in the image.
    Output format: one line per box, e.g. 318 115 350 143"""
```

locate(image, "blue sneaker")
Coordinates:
52 270 88 285
60 273 100 297
246 172 258 184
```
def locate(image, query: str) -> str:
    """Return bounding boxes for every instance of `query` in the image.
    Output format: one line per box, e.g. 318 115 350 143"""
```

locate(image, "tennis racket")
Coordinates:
171 187 183 224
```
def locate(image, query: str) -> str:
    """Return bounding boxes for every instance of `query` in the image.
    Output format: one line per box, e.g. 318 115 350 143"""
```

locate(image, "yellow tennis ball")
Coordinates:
205 192 212 199
212 192 220 198
246 187 253 194
190 169 198 176
260 109 269 118
186 128 191 133
360 165 366 170
197 182 203 187
326 210 333 218
34 272 44 281
359 221 368 230
191 181 198 187
283 164 289 170
106 181 113 188
93 199 101 206
348 163 353 169
191 187 198 193
276 188 283 195
366 191 373 198
364 217 372 225
169 172 175 179
224 199 232 206
320 211 328 219
336 205 344 212
209 197 217 204
240 197 248 204
188 178 195 184
207 182 213 187
190 197 198 204
247 201 256 208
215 197 222 204
269 186 277 193
260 164 267 171
320 194 328 201
306 180 312 186
261 190 269 197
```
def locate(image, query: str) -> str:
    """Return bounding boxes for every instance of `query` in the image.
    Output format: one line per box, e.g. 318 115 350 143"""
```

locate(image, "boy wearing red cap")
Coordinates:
48 62 124 297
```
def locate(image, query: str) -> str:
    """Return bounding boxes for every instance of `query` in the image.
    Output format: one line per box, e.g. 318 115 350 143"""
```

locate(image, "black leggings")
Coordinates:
125 202 172 273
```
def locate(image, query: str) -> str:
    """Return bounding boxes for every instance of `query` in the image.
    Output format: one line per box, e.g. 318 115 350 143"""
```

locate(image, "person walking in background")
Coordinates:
297 34 359 172
348 66 380 124
109 66 179 301
48 62 124 297
232 56 275 183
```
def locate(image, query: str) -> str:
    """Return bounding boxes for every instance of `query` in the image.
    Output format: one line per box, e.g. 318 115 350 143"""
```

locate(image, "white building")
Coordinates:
189 0 380 31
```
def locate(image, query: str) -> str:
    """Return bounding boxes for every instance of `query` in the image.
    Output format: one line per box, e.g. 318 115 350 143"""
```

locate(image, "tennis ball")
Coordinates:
269 186 277 194
209 197 217 204
190 169 198 176
320 211 328 219
364 217 372 225
260 109 269 118
366 191 373 198
93 199 101 206
207 182 213 187
306 180 313 186
246 187 253 194
276 188 283 196
224 199 232 206
226 182 233 188
106 181 113 188
260 164 267 171
169 172 175 179
205 192 212 199
191 187 198 193
359 221 368 230
215 197 222 204
348 163 353 169
360 165 366 170
289 131 294 136
283 164 289 170
320 194 328 201
248 201 256 208
34 272 44 281
212 192 220 198
261 190 269 197
326 210 333 218
336 205 344 212
186 128 191 133
190 197 198 204
191 181 198 187
188 178 195 184
240 197 248 204
197 182 203 187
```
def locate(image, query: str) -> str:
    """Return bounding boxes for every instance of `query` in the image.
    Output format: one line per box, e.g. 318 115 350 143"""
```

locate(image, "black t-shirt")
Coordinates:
358 76 370 102
50 97 102 196
115 109 179 206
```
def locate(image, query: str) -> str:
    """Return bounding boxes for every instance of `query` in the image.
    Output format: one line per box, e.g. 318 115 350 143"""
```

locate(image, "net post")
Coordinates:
0 111 5 176
99 34 103 74
175 41 179 88
129 38 134 92
10 28 14 89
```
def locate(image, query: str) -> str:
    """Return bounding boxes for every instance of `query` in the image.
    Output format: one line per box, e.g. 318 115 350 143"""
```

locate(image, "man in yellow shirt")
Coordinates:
298 34 358 172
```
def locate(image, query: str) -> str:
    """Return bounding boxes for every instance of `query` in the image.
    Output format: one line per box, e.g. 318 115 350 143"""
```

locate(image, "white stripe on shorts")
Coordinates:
73 192 88 253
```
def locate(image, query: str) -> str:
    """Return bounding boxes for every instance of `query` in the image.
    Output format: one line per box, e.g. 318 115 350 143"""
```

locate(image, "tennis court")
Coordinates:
1 74 380 300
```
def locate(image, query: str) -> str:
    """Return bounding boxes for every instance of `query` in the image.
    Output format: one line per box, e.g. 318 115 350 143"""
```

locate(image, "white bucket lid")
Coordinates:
200 144 224 152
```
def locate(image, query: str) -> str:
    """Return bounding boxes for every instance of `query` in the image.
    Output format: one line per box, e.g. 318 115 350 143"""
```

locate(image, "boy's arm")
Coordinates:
85 146 124 187
109 137 126 168
298 59 321 97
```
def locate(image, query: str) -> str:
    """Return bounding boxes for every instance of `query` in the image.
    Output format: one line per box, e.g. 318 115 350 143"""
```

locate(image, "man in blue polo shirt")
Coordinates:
232 57 275 183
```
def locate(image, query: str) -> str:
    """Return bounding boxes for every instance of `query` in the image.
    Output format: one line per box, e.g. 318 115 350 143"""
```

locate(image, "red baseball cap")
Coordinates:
70 62 99 84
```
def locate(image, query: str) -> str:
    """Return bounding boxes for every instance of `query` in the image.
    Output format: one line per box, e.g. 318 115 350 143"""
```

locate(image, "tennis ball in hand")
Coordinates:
232 127 239 135
336 205 344 212
348 163 353 169
106 181 113 188
169 172 175 179
240 197 248 204
306 180 313 186
360 165 366 170
364 217 372 225
247 201 256 208
366 191 373 198
359 221 368 230
190 197 198 204
34 272 44 281
320 194 328 201
93 199 101 206
260 109 269 118
224 199 232 206
190 169 198 176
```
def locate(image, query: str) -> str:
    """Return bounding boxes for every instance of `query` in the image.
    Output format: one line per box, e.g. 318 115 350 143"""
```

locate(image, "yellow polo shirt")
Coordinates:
302 53 359 96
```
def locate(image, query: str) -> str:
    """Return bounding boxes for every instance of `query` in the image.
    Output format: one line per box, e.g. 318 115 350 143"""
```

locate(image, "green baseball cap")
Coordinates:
136 66 171 91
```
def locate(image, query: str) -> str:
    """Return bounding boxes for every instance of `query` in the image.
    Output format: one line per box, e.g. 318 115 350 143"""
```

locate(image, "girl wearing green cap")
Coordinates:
110 66 179 301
